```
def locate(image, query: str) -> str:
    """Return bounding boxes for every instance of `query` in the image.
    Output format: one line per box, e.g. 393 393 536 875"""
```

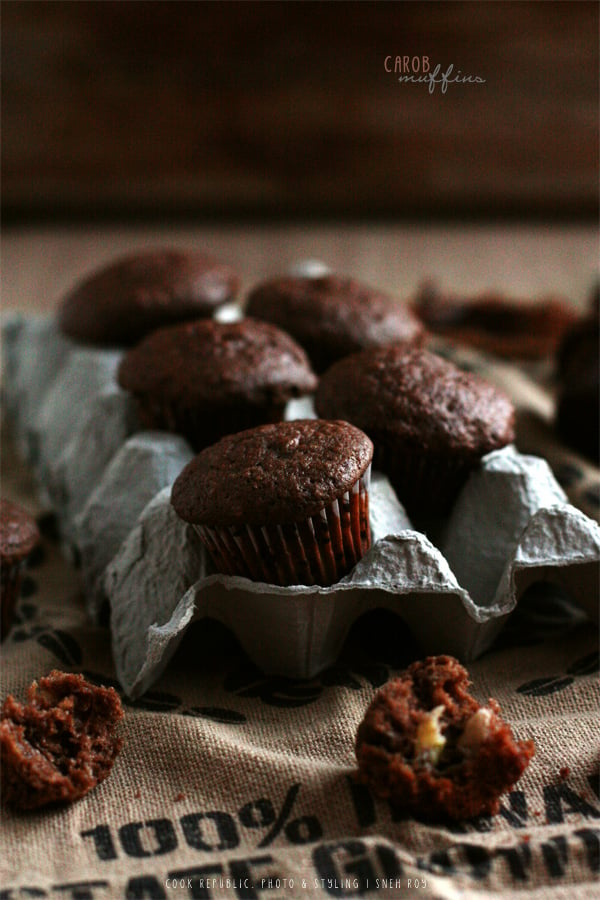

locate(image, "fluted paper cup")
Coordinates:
196 466 371 587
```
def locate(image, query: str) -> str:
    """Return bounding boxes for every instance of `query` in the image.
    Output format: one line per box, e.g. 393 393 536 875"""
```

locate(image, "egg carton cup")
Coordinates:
1 313 27 420
37 348 124 483
76 431 194 622
105 450 600 697
47 386 140 543
1 314 75 465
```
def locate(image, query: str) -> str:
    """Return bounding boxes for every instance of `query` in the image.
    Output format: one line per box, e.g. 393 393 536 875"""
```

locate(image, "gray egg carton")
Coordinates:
3 313 599 697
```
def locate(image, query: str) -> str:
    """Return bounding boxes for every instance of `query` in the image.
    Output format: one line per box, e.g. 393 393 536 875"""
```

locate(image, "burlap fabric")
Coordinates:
1 348 599 900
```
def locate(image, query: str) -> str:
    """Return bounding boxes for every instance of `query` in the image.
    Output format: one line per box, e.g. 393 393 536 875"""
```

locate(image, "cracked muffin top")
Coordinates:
171 419 373 525
316 346 515 458
118 317 318 407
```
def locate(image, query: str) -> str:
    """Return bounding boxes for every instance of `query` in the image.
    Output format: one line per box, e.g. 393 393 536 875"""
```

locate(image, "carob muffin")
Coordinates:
171 419 373 586
118 318 318 451
356 656 535 821
416 282 577 360
555 314 599 464
246 274 425 373
316 346 515 516
1 671 123 810
59 248 240 346
0 499 40 641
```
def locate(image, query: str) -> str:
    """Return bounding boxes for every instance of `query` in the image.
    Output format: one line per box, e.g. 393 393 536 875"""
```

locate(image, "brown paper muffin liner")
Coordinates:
1 561 24 641
372 441 473 516
195 466 372 587
133 395 288 451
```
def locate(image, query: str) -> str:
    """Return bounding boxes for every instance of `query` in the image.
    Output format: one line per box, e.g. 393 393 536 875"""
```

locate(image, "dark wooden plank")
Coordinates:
2 1 598 218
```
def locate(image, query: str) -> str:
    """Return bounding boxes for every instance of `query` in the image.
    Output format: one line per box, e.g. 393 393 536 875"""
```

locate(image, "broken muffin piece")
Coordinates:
1 670 123 810
355 656 534 821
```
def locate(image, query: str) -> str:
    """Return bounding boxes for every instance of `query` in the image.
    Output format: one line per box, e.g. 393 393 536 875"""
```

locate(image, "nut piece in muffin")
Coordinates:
171 419 373 586
316 346 515 516
0 499 40 641
59 248 240 346
246 274 425 373
1 671 123 810
356 656 535 821
118 318 318 451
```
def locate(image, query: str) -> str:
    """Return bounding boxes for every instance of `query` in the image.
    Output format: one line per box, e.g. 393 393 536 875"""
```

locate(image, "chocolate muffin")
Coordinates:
59 248 240 346
118 318 318 451
246 274 425 372
416 282 577 360
356 656 535 821
171 419 373 586
315 346 515 516
555 314 599 463
1 671 123 809
0 499 40 640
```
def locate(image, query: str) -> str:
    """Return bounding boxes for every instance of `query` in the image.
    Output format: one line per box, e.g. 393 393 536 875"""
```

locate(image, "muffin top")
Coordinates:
246 275 425 369
118 318 318 406
316 347 515 457
171 419 374 525
0 499 40 563
58 248 240 346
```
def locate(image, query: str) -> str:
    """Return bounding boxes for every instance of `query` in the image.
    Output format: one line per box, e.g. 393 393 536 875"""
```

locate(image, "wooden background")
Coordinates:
2 1 598 221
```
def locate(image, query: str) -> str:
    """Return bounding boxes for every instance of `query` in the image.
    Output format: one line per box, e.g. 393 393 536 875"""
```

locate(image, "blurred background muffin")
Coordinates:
117 318 318 450
246 274 425 372
415 281 578 361
59 249 240 346
316 346 515 516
